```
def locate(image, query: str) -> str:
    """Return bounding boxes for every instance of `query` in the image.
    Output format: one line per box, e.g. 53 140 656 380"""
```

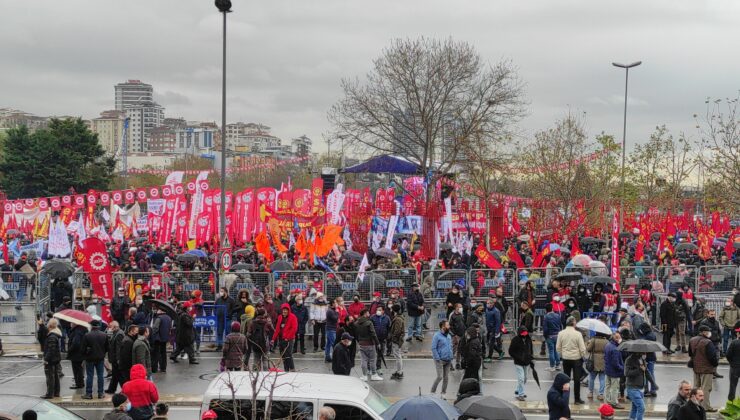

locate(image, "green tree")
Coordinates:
0 118 115 198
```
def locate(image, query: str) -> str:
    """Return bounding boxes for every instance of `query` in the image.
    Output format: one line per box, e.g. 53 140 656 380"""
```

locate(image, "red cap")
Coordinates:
373 292 382 297
598 403 615 416
201 409 218 420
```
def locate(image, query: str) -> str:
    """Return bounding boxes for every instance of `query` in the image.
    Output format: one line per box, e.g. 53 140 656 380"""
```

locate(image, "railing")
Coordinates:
697 265 739 294
0 272 40 343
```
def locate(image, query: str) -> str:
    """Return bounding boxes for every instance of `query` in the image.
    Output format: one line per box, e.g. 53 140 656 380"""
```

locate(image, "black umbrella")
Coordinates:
270 260 293 271
145 298 177 320
375 248 397 259
675 243 698 251
556 272 582 282
343 250 363 261
230 263 255 272
617 339 666 353
619 231 633 239
581 237 606 245
233 249 252 257
41 259 75 278
455 395 526 420
651 232 661 241
377 344 388 369
176 253 198 263
134 237 148 244
439 242 453 250
588 276 617 284
529 361 541 389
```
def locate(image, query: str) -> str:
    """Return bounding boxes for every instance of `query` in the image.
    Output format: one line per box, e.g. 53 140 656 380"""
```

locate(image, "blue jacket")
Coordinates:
547 373 571 420
484 306 501 334
431 330 453 361
152 313 172 343
604 339 624 377
543 312 562 339
370 314 391 339
291 303 309 334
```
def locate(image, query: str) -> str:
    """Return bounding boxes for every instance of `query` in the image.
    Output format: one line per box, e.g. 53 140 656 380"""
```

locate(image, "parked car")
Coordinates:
0 395 83 420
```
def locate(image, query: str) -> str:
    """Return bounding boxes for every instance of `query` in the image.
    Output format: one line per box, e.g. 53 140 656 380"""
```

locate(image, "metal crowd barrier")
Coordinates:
697 265 739 294
0 272 40 343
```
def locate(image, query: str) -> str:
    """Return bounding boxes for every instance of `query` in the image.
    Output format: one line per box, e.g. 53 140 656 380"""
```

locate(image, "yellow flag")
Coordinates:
187 239 197 250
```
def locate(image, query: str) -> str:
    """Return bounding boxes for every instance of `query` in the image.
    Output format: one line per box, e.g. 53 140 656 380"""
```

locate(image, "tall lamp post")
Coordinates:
612 60 641 232
215 0 231 251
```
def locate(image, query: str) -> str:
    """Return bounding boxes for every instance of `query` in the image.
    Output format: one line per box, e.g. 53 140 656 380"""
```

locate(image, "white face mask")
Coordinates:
376 310 382 316
457 308 463 313
706 332 712 339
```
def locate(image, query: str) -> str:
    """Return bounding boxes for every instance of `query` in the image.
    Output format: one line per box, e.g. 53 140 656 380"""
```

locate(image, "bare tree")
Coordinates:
328 37 526 199
697 95 740 213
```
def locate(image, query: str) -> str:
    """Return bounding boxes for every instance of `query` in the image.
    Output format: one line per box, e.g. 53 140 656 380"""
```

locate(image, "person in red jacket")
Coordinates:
348 294 365 319
272 303 298 372
121 364 159 419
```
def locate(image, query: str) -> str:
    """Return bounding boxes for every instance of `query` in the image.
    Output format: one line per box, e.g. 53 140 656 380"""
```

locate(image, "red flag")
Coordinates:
78 237 114 322
475 243 502 269
507 245 525 269
634 234 646 262
571 235 581 256
726 231 738 260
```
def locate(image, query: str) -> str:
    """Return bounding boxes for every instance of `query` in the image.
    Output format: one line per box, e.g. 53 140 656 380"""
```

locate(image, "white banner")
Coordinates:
48 220 71 258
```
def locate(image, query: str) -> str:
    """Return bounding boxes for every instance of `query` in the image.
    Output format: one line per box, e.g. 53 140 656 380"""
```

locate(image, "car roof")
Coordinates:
203 372 372 401
0 395 43 415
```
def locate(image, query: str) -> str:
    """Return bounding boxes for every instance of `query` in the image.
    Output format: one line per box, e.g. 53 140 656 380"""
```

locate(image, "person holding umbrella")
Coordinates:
509 325 533 401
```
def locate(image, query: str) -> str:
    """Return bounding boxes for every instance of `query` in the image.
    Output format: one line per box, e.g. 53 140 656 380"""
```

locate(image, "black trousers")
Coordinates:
171 341 196 362
730 366 740 401
662 327 674 350
105 363 121 393
279 339 295 371
562 359 583 401
44 363 61 397
376 341 386 370
295 333 305 353
151 341 168 373
313 323 325 350
71 360 84 386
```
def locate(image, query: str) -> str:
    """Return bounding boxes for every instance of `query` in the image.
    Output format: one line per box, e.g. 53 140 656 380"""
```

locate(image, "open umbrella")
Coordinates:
619 231 633 239
517 234 531 242
439 242 453 251
455 395 526 420
41 259 75 278
176 253 198 263
588 260 607 276
651 232 661 241
270 260 293 272
145 298 177 319
588 276 617 284
556 272 582 282
617 339 666 353
54 309 92 329
375 248 397 259
581 237 606 245
186 249 207 258
233 248 252 257
134 237 148 244
572 254 593 267
343 250 363 261
675 243 698 252
577 318 613 335
382 394 460 420
230 263 255 272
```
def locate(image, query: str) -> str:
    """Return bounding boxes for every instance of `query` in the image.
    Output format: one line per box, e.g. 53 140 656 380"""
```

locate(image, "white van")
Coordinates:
201 372 392 419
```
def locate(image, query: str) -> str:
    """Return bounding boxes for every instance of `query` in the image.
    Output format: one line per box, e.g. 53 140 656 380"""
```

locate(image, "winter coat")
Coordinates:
121 364 159 417
484 306 501 335
326 307 339 331
604 339 624 378
543 312 562 339
509 334 533 366
331 342 353 375
102 411 134 420
721 305 740 329
660 300 676 328
586 336 608 373
175 311 195 346
575 287 591 314
67 325 88 362
370 314 391 340
547 373 571 420
118 334 136 374
215 294 236 319
272 303 298 342
248 314 274 353
689 335 718 374
222 332 248 370
624 354 646 389
449 311 467 337
151 314 172 343
431 331 453 361
111 295 130 319
677 400 707 420
348 301 365 319
556 326 586 361
699 317 722 346
406 290 425 317
132 336 152 376
389 315 405 346
108 329 125 364
82 326 109 362
353 316 379 346
667 394 689 420
726 338 740 369
519 309 534 333
291 303 309 335
445 292 465 317
43 328 62 364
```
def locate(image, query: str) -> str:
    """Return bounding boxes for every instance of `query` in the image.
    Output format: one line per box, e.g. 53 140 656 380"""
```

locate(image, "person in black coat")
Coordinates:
42 319 63 399
331 333 354 375
50 279 73 312
170 305 198 364
548 372 571 420
110 287 130 326
67 324 87 389
117 325 138 384
445 285 465 318
677 388 707 420
291 297 309 355
105 321 125 394
82 320 109 399
151 309 172 373
509 325 534 401
405 283 425 341
461 325 483 380
660 293 677 355
726 320 740 401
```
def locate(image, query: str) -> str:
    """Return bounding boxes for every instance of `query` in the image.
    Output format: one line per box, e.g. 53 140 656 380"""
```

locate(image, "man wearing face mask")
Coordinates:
449 303 467 370
405 283 425 342
430 320 453 398
388 304 405 380
370 306 390 374
509 325 533 401
103 393 133 420
659 293 677 355
291 296 309 355
603 332 625 410
575 285 591 315
699 310 722 365
348 294 365 319
214 287 235 352
688 325 719 412
720 299 739 356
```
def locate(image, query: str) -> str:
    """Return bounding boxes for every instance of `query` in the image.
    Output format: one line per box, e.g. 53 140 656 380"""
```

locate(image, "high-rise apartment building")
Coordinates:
90 110 125 155
291 135 312 157
115 80 153 112
124 101 164 152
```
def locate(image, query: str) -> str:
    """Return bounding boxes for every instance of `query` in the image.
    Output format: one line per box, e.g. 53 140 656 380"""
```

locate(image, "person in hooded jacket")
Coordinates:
67 322 87 389
248 308 274 371
660 293 677 355
461 324 483 380
586 333 608 401
485 298 503 361
575 284 591 315
548 373 571 420
121 364 159 420
222 321 248 371
454 377 481 404
445 285 465 318
291 296 309 355
42 318 62 399
272 303 298 372
509 325 533 401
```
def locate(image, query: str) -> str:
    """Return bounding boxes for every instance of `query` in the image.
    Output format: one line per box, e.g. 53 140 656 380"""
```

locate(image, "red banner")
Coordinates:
610 211 620 290
475 243 502 269
77 237 113 322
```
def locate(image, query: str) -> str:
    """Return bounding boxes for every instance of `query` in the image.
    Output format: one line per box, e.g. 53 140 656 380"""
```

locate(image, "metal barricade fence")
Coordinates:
224 271 272 301
657 265 699 294
697 265 739 294
518 267 562 334
422 269 468 331
326 271 361 303
619 264 660 291
0 272 39 343
272 270 325 298
469 268 515 326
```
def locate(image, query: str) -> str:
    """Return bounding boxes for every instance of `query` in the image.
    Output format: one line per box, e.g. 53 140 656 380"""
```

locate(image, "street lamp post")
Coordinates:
612 60 641 232
215 0 231 252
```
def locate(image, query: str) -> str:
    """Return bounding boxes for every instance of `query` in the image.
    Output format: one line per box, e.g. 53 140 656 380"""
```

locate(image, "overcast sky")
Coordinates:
2 0 739 154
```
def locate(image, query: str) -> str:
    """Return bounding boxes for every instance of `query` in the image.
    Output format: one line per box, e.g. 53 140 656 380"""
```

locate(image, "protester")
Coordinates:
111 287 131 326
272 303 298 372
461 323 483 381
118 325 138 384
449 303 467 370
222 321 248 371
543 303 562 371
725 321 740 401
519 301 534 333
82 319 109 399
624 351 646 420
508 325 533 401
214 287 236 351
291 295 309 355
547 373 571 420
721 298 739 355
170 304 198 364
677 388 707 420
430 320 453 398
604 332 624 410
151 308 172 374
310 292 328 352
132 327 152 378
688 325 718 412
370 305 391 374
660 293 677 355
354 308 381 381
348 294 365 319
406 283 425 342
556 316 587 404
121 364 159 420
106 321 125 394
325 298 339 362
388 304 405 380
152 402 169 420
248 307 273 370
102 393 134 420
586 333 608 401
67 322 87 390
674 291 690 353
667 380 692 420
41 318 62 399
331 332 354 376
699 309 722 367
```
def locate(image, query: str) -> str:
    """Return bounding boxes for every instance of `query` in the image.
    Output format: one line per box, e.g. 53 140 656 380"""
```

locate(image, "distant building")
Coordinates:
225 122 271 149
174 125 215 155
147 126 176 152
90 110 125 155
0 108 48 131
124 101 165 152
115 80 153 112
291 135 312 157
